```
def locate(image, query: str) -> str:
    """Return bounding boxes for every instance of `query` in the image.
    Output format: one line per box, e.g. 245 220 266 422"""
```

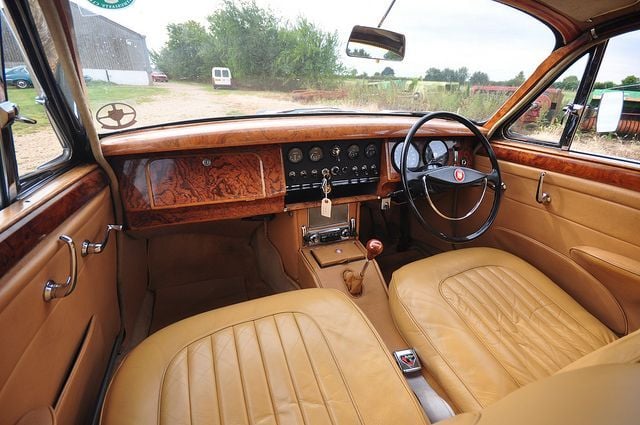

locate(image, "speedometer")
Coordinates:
392 141 420 171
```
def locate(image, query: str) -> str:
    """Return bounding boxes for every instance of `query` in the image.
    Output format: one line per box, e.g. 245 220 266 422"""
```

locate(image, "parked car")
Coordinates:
151 71 168 82
3 65 32 89
0 1 639 425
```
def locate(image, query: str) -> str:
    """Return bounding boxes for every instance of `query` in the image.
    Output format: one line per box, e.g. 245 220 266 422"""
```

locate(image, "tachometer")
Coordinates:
392 141 420 171
423 140 449 168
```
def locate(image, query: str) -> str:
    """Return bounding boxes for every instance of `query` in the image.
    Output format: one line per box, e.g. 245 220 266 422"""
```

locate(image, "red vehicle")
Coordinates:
150 71 168 82
471 85 564 123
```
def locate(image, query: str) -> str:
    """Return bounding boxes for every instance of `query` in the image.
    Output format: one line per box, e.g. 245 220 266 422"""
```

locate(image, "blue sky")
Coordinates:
75 0 637 83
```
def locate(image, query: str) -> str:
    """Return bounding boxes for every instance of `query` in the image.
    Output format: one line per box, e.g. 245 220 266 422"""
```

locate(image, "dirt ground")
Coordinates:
14 82 318 174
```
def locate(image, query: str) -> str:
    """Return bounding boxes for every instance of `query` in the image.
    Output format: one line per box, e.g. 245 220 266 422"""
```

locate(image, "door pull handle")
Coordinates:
536 172 551 204
81 224 122 256
43 235 78 302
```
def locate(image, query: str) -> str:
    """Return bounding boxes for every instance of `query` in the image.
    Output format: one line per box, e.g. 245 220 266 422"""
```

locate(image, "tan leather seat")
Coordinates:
101 288 428 425
389 247 617 413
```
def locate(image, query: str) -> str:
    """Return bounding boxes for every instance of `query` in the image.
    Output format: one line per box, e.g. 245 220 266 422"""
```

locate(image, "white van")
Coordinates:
212 67 232 89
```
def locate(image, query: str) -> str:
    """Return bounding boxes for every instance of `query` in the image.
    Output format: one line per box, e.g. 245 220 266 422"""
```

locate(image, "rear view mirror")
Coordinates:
346 25 405 61
596 90 624 133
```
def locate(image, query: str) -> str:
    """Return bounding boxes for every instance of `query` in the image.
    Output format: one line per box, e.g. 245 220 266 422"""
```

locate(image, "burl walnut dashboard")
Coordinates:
101 115 477 231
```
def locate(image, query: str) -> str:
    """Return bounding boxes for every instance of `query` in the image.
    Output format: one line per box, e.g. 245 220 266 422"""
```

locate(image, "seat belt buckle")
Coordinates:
393 348 422 374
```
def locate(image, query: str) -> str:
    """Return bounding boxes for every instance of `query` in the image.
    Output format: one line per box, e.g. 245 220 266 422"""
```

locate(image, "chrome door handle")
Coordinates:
536 172 551 204
43 235 78 302
81 224 122 256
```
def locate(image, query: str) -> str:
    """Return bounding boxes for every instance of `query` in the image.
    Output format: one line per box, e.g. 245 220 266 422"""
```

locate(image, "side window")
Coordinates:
508 55 589 144
571 30 640 163
1 2 74 181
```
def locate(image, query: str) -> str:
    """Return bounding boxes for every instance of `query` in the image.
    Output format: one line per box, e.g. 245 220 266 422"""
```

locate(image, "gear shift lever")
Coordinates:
343 239 384 296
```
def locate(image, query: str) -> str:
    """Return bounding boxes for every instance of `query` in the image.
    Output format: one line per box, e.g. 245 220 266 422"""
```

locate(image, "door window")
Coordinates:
570 30 640 162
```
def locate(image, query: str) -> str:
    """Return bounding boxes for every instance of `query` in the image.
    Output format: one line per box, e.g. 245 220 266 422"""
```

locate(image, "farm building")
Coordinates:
1 2 152 85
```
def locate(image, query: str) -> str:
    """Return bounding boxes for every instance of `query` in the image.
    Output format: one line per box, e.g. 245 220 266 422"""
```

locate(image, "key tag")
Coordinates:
320 176 332 218
321 197 332 217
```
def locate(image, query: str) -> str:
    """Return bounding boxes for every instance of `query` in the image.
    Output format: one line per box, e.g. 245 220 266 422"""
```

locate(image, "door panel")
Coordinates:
473 155 640 335
0 167 120 425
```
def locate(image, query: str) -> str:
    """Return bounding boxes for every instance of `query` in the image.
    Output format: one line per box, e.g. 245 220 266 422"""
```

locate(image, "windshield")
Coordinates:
70 0 555 133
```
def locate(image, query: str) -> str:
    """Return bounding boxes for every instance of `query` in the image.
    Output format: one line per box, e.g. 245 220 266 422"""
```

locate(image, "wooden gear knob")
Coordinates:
365 239 384 260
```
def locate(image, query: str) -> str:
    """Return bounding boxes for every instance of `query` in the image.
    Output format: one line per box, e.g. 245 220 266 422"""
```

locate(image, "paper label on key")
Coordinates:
321 197 332 217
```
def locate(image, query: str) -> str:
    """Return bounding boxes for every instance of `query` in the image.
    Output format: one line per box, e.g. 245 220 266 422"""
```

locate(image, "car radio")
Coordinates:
302 204 356 245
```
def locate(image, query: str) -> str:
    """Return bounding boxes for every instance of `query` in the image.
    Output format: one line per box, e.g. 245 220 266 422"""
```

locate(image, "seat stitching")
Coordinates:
209 335 223 425
471 267 569 372
498 266 610 344
442 271 533 385
464 268 564 375
231 325 253 425
391 281 485 408
489 266 603 355
186 345 193 425
251 320 279 425
273 313 308 425
292 312 362 425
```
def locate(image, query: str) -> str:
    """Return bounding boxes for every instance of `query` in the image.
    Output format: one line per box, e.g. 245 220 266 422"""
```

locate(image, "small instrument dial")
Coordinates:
365 143 377 158
288 147 303 164
309 146 324 162
347 144 360 159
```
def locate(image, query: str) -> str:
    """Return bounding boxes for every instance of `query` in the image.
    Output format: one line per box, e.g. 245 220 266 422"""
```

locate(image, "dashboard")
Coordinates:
101 115 478 231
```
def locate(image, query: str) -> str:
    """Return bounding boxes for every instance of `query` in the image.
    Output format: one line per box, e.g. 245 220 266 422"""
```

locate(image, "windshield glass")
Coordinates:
70 0 555 133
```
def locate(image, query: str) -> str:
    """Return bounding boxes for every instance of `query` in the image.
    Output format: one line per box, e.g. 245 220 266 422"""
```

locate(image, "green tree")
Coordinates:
150 21 212 81
207 0 281 84
276 18 342 88
593 81 616 89
347 48 371 58
381 66 395 77
469 71 489 85
424 67 443 81
560 75 580 90
621 75 640 86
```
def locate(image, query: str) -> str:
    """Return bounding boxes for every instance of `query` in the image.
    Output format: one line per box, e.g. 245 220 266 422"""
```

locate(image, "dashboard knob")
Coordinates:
288 171 296 178
299 170 308 178
331 166 340 176
330 145 341 157
311 169 319 177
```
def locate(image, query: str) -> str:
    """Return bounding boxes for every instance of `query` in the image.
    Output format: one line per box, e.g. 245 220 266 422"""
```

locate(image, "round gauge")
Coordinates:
308 146 323 162
288 147 303 164
392 141 420 171
365 143 377 158
424 140 449 167
347 144 360 159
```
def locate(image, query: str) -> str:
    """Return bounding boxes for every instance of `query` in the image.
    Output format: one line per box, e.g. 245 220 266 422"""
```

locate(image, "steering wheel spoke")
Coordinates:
425 166 487 187
400 111 502 243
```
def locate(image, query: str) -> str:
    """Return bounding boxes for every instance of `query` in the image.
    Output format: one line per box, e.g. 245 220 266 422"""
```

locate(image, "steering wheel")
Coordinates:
400 111 502 243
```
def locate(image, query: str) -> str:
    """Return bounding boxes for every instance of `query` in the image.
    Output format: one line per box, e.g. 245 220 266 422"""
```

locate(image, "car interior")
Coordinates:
1 0 639 424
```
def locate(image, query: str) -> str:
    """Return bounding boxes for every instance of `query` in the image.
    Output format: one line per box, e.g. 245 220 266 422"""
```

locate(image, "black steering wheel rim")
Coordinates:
400 111 502 243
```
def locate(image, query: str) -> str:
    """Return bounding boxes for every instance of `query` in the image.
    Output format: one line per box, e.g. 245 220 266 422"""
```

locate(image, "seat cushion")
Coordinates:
389 247 617 412
101 288 428 425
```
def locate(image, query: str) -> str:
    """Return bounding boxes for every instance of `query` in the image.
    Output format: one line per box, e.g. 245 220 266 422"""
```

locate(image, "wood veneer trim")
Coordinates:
100 116 477 156
0 169 108 277
491 141 640 192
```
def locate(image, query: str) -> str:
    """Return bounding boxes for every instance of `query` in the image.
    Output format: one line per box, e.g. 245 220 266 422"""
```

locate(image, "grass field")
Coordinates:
8 82 168 136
